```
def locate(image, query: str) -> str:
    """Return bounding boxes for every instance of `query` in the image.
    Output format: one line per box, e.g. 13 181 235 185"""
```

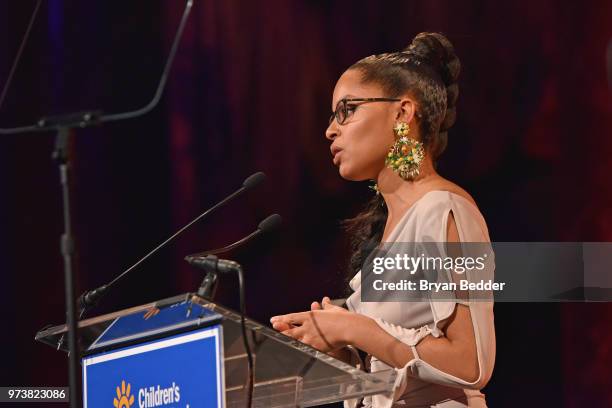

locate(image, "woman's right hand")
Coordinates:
270 296 329 332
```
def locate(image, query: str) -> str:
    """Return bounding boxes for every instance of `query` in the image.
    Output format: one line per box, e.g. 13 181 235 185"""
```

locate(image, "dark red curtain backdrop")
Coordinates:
1 1 611 407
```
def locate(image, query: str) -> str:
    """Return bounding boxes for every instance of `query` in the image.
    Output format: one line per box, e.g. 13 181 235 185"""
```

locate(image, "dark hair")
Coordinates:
343 32 461 279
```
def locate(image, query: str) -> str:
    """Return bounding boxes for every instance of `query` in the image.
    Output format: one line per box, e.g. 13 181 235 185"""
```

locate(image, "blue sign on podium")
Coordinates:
82 300 225 408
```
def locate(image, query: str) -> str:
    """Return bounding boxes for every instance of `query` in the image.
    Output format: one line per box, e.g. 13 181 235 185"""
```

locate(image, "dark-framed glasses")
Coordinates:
329 97 401 125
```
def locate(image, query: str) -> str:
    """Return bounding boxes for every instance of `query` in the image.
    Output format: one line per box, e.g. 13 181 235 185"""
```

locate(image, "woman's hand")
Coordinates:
270 296 353 353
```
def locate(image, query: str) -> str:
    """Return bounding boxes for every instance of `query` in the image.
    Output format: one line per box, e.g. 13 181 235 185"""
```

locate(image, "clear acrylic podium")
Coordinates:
36 293 395 407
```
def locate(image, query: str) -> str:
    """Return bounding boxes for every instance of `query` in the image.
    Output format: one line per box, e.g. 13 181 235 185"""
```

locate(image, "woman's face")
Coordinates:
325 69 398 181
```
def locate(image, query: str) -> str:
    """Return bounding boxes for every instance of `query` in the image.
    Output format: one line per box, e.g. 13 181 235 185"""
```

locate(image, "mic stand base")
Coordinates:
197 272 219 300
186 273 218 318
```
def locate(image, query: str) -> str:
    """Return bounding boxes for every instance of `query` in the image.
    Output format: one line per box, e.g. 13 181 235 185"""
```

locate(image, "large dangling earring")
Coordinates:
386 121 425 180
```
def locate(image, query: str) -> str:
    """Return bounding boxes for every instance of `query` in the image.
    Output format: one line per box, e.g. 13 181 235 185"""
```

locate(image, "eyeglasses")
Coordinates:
329 97 401 125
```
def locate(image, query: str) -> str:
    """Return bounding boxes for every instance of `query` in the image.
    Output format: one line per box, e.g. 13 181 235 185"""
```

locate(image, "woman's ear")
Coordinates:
395 98 417 123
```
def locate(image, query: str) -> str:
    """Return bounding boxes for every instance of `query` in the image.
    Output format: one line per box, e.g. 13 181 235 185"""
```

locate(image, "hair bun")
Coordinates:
404 32 460 135
404 32 461 88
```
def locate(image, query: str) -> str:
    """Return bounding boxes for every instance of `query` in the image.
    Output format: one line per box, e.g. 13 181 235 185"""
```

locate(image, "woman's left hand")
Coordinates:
270 297 353 352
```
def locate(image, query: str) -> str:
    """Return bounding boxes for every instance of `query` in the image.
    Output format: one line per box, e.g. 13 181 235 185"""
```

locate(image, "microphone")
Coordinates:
185 213 282 258
184 213 281 299
76 171 266 315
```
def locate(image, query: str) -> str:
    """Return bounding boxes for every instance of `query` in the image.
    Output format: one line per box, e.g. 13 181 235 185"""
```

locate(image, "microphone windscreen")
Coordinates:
243 172 266 190
258 214 282 234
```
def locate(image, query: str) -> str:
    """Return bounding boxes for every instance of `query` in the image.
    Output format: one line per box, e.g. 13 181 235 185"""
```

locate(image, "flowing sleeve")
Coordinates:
371 192 497 406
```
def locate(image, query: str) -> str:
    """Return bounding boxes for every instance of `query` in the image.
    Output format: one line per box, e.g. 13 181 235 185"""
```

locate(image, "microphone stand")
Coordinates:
188 257 254 408
0 2 195 407
54 127 79 408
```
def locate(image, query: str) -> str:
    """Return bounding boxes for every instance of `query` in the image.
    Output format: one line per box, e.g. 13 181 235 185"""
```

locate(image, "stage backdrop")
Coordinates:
0 1 611 407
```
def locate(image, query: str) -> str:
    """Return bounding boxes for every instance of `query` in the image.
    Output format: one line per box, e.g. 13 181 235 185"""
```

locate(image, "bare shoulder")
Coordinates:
428 177 478 208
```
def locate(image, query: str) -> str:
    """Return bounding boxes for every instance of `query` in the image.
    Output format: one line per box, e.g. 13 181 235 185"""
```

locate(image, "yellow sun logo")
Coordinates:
113 380 134 408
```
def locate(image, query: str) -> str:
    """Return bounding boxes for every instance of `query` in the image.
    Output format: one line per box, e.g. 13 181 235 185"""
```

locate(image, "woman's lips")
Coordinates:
331 145 343 165
332 150 343 165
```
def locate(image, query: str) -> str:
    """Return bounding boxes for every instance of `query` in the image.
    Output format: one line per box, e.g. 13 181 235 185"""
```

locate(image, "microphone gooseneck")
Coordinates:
77 172 267 317
185 213 282 258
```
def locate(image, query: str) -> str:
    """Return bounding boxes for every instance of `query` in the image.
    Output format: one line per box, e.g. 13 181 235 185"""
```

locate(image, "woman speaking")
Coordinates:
270 32 496 408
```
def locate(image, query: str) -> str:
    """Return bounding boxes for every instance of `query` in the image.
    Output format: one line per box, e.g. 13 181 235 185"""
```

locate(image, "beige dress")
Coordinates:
344 190 496 408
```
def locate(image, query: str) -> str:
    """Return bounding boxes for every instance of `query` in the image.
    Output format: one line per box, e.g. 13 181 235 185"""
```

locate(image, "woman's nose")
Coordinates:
325 122 338 141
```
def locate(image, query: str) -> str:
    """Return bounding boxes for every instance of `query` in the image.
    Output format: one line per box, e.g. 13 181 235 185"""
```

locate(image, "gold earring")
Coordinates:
386 121 425 180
